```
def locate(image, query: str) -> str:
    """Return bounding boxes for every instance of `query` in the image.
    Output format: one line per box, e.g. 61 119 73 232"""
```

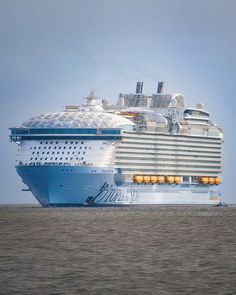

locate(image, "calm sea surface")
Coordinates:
0 205 236 295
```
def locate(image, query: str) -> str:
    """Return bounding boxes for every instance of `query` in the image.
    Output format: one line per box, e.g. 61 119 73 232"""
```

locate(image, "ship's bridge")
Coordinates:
183 108 210 120
10 111 134 141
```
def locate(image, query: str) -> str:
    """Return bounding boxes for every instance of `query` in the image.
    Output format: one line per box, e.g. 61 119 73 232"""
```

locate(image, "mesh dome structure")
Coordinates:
20 111 135 129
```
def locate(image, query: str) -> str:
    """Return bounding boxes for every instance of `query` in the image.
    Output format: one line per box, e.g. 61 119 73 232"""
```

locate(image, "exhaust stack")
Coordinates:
136 82 144 94
157 81 164 94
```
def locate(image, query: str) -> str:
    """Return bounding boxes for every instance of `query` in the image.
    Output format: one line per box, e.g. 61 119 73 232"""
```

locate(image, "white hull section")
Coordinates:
91 184 220 206
17 166 220 206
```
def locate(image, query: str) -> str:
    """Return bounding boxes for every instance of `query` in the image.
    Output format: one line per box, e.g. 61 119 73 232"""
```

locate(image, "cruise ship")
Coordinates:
10 82 223 206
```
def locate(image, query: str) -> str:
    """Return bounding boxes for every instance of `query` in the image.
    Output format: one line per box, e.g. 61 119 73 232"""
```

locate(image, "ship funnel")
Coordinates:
157 81 164 93
136 82 144 94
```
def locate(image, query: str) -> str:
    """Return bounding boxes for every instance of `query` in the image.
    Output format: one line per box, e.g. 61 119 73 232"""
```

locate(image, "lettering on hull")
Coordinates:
85 182 140 205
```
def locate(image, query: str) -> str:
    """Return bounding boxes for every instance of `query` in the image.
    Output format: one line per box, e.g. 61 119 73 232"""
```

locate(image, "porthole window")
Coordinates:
59 147 61 149
42 152 45 154
65 142 68 144
62 152 64 154
54 147 56 149
78 152 80 154
60 157 62 160
45 158 47 160
40 157 43 160
50 157 53 160
32 152 35 155
69 147 72 149
81 141 84 144
44 147 46 149
37 152 39 154
70 157 73 160
34 147 37 149
56 141 58 144
35 157 37 160
40 141 43 144
49 147 51 149
64 147 66 149
67 152 70 154
57 152 60 154
65 157 68 160
52 152 55 154
74 147 76 149
76 157 78 160
30 157 33 160
71 142 73 144
85 146 87 149
46 142 48 144
55 157 58 160
50 141 53 144
38 147 41 149
80 147 82 150
72 152 75 154
83 152 85 154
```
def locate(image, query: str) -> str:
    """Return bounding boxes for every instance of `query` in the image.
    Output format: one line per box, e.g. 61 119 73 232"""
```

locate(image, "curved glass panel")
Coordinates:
20 111 134 129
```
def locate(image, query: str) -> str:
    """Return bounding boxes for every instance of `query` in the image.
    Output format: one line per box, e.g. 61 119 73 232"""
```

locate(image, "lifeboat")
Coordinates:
132 175 143 183
214 178 221 185
143 176 151 184
157 176 165 184
174 177 181 184
165 176 175 184
150 176 158 184
199 177 209 185
208 178 215 185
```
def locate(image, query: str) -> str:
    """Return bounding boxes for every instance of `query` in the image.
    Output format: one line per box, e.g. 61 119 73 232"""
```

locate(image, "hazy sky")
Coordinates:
0 0 236 203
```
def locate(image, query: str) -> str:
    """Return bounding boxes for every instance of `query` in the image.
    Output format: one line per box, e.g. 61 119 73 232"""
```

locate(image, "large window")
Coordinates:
11 128 121 135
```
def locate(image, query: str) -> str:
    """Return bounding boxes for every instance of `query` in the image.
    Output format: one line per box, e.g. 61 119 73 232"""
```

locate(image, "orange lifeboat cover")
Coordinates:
133 175 143 183
200 177 209 184
214 178 221 185
157 176 165 183
174 177 181 183
209 178 215 185
143 176 151 183
150 176 158 183
166 176 175 184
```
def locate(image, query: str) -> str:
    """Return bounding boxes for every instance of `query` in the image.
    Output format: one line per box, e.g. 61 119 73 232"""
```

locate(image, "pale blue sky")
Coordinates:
0 0 235 203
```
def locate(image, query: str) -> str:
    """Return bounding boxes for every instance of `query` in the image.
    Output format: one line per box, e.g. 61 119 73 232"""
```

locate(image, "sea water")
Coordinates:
0 205 236 294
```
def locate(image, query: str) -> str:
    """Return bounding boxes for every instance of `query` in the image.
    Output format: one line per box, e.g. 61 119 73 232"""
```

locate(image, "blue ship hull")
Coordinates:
17 166 115 206
16 165 221 206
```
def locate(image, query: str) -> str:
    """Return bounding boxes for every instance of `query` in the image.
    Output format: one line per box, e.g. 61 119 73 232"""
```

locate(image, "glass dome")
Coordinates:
20 111 135 129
